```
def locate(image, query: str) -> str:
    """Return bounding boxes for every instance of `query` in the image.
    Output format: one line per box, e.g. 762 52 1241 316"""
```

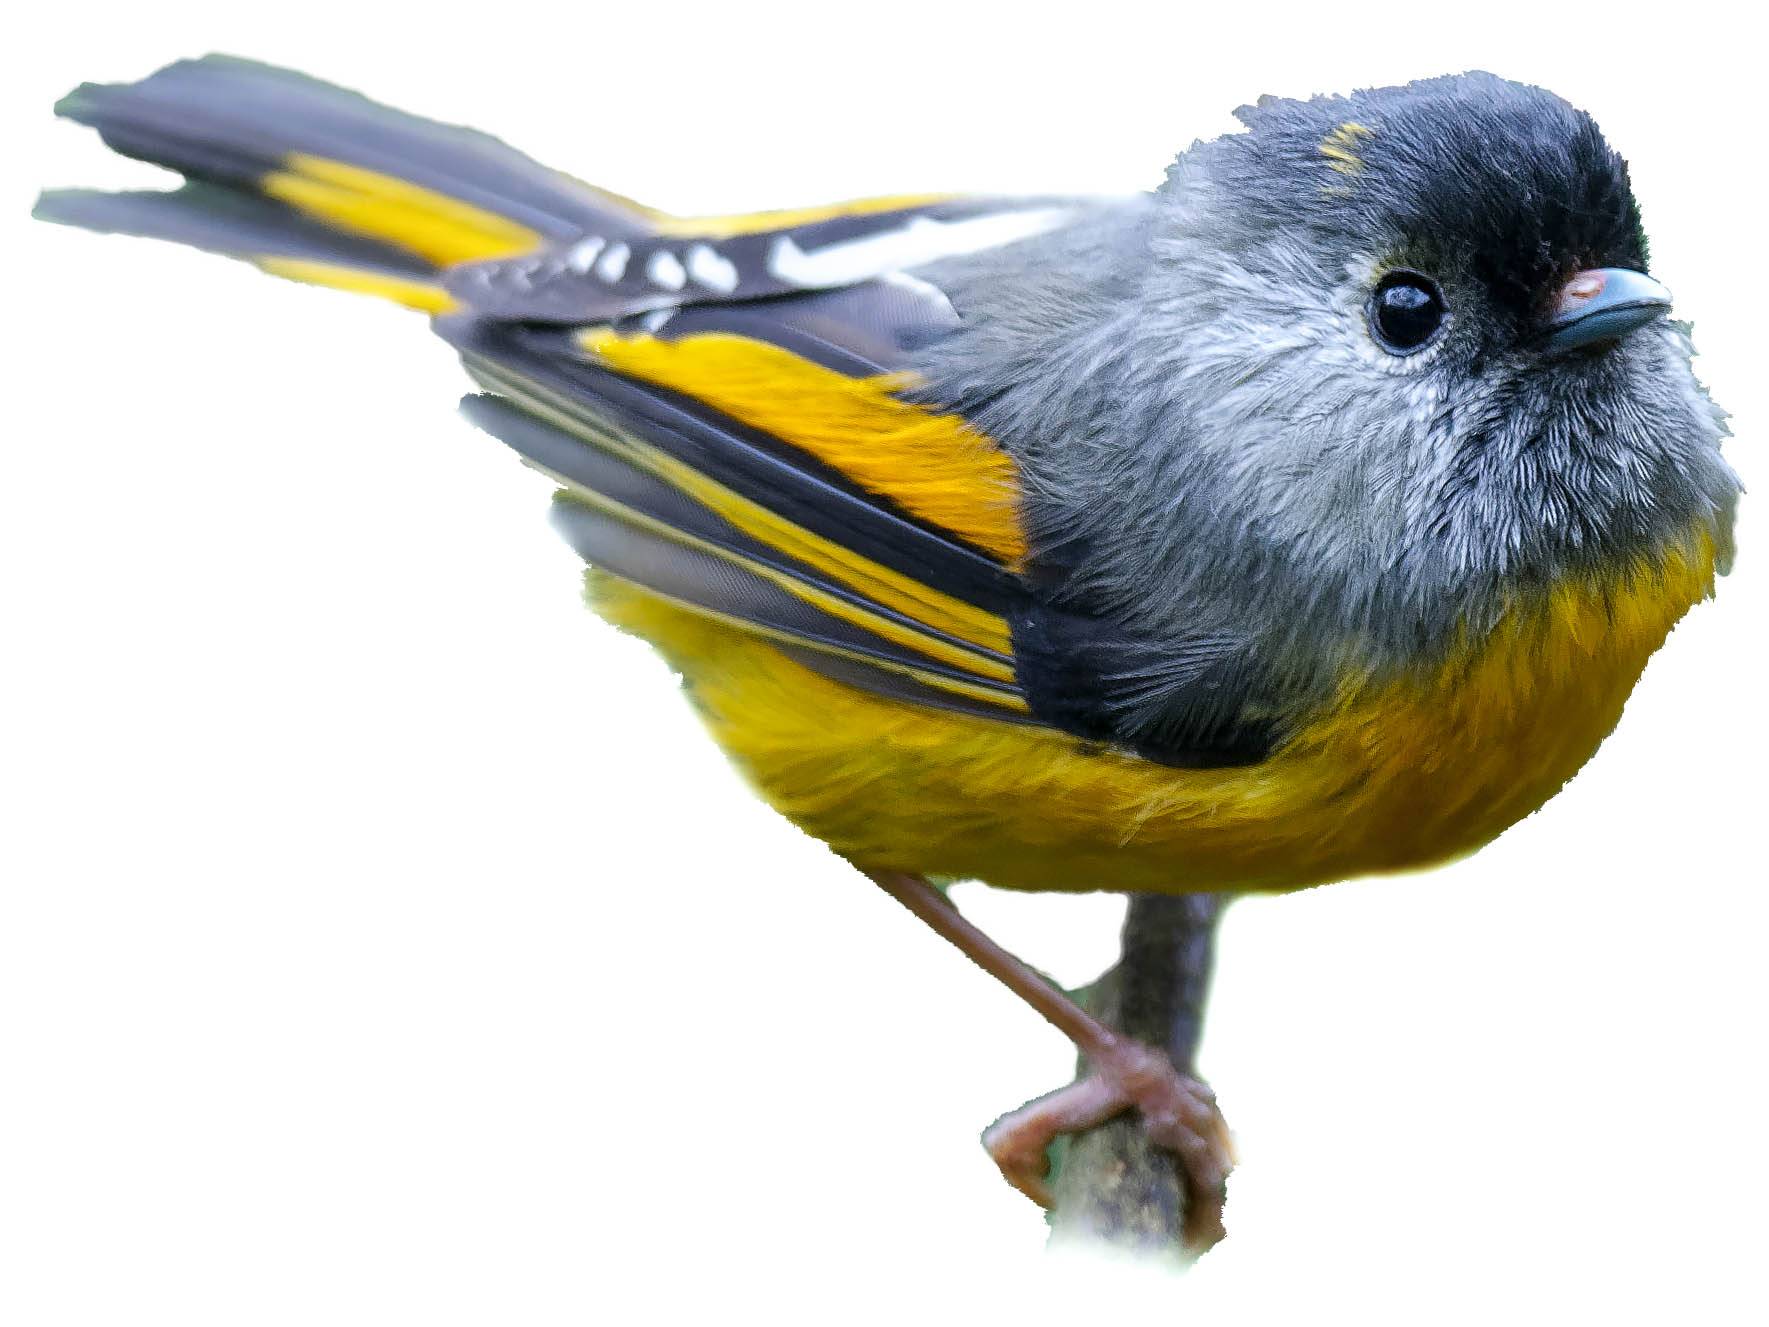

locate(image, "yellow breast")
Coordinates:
592 525 1719 895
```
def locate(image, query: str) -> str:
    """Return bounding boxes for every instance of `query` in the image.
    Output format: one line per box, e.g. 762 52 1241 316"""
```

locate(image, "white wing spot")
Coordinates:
646 250 687 291
685 244 740 294
766 207 1075 288
595 242 630 282
564 236 606 274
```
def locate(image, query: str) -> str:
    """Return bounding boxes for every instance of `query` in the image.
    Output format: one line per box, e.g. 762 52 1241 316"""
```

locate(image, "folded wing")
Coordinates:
444 279 1043 722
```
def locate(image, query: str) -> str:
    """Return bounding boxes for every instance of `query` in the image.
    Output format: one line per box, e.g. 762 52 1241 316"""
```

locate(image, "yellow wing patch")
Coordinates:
469 345 1017 661
580 330 1029 566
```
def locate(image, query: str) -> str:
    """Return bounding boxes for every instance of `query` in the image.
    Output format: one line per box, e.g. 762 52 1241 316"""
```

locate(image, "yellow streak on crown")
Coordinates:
1320 121 1376 177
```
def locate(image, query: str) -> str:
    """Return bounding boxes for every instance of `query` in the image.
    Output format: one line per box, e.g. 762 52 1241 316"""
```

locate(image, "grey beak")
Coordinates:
1540 267 1673 351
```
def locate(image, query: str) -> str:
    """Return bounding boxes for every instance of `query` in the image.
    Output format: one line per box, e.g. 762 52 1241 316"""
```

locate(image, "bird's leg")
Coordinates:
863 871 1233 1242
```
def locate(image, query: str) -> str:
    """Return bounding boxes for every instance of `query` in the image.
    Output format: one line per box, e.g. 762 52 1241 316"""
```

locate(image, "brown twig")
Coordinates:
1046 892 1225 1259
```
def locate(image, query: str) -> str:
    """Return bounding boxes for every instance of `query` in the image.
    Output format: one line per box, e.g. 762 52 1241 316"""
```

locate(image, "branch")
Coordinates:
1046 892 1225 1260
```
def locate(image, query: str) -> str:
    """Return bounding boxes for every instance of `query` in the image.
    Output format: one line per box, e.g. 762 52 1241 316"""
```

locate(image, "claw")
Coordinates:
983 1042 1233 1247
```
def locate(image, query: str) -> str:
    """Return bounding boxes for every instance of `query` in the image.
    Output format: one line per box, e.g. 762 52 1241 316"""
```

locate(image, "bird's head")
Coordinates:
1130 72 1738 651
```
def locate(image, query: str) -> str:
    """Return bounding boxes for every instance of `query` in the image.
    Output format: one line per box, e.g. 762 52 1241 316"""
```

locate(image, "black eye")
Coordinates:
1368 271 1447 353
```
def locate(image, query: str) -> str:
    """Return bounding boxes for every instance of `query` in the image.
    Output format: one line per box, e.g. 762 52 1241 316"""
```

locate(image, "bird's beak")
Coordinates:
1539 267 1673 351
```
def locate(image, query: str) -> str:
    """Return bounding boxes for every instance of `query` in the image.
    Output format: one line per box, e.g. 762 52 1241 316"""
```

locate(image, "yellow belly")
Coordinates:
592 528 1719 894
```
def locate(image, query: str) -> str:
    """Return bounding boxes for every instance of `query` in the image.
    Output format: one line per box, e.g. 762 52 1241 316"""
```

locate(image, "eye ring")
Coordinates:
1367 270 1448 354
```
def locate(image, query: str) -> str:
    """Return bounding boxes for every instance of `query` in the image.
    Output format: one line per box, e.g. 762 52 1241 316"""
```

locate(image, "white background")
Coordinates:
6 4 1764 1323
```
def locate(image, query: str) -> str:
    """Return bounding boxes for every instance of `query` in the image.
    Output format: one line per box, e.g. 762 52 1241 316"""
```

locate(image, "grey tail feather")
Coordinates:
40 54 659 277
34 182 438 279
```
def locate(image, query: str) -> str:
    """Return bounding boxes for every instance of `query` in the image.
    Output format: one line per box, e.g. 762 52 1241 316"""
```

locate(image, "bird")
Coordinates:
36 57 1739 1247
